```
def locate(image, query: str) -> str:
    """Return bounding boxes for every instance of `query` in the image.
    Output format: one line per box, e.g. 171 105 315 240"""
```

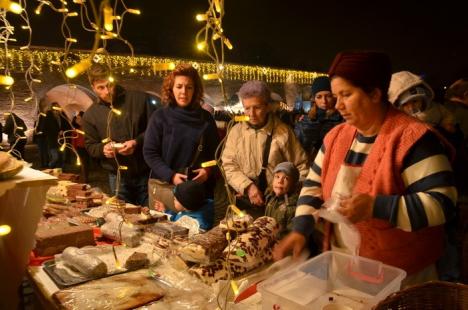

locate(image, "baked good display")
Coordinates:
178 226 227 264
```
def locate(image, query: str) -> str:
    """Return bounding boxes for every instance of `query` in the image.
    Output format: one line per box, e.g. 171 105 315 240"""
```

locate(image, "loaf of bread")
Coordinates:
61 246 107 278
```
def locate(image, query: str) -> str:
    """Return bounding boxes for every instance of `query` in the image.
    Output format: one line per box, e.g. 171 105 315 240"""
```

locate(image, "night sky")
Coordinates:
19 0 468 97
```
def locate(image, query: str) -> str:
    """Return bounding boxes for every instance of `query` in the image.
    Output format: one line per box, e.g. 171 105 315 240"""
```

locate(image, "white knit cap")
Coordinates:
388 71 434 105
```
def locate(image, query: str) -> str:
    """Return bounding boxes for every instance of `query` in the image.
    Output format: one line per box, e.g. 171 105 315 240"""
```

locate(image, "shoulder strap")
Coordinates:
261 127 274 170
190 111 206 167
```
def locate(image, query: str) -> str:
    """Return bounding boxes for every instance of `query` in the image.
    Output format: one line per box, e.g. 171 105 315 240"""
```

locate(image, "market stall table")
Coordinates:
0 167 57 309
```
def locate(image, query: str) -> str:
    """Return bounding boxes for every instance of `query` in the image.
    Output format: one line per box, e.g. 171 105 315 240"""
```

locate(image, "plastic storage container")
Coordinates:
258 251 406 310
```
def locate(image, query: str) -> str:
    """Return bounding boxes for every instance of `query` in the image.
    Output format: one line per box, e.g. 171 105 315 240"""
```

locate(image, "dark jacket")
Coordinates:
294 108 342 155
143 105 220 183
3 113 27 144
265 190 299 239
82 85 156 177
43 110 70 147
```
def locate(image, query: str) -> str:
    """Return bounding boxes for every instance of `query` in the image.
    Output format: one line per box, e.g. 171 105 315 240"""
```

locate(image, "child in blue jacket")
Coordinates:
154 180 214 231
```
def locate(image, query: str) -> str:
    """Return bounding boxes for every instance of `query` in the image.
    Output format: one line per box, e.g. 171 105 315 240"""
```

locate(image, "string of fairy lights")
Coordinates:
3 47 320 84
1 0 39 159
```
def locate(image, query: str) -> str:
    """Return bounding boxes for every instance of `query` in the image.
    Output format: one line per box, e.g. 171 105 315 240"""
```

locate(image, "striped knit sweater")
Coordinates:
292 108 457 274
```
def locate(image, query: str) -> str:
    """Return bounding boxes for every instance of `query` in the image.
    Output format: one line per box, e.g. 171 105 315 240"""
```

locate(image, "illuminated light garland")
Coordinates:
0 0 22 14
0 74 14 86
103 4 113 31
229 204 245 217
0 225 12 236
2 48 322 84
65 57 91 78
234 115 250 122
201 160 217 168
152 62 176 71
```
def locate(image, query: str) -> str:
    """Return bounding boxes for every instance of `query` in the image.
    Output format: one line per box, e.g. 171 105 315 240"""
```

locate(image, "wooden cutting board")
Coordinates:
53 269 164 309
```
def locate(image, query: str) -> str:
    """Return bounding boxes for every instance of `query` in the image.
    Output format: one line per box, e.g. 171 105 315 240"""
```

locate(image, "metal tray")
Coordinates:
42 259 128 289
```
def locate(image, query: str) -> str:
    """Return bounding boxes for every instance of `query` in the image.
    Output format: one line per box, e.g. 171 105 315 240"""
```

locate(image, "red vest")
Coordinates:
321 107 444 275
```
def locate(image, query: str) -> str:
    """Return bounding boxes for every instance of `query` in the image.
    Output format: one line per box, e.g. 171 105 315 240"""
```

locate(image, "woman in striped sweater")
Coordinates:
274 51 457 286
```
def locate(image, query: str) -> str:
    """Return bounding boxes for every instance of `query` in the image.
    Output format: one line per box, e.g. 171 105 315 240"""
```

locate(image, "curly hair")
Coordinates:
238 80 271 104
161 63 204 108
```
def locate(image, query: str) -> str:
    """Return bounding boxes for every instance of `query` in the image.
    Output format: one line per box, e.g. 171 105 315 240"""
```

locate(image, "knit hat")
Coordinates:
398 86 432 107
388 71 434 106
328 51 392 96
273 162 299 189
311 76 331 97
173 180 205 211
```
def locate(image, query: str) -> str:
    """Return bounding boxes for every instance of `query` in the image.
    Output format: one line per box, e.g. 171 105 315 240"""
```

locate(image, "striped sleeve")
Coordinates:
292 144 325 237
373 131 457 232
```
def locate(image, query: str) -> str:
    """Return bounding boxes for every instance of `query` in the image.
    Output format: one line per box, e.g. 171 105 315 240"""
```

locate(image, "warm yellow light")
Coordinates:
152 62 176 71
59 144 66 152
76 157 81 166
65 58 91 79
34 4 43 15
52 106 62 111
113 15 121 20
40 112 47 117
234 115 250 122
4 112 11 116
196 14 208 21
57 8 68 12
196 42 206 50
16 126 24 130
103 5 113 31
112 108 122 116
19 46 29 50
203 73 219 80
230 204 245 217
0 225 12 236
223 38 233 50
72 0 84 3
67 12 78 17
0 0 23 14
108 76 115 83
101 137 110 143
66 38 77 43
75 129 85 135
0 75 14 86
129 68 136 73
230 280 239 296
100 34 113 40
201 160 217 168
24 97 32 102
21 25 30 29
212 33 220 40
33 79 42 83
118 165 128 170
127 8 140 15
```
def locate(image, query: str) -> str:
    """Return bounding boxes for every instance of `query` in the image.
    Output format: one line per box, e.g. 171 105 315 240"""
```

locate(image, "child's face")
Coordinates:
400 98 425 115
174 197 186 212
272 171 292 196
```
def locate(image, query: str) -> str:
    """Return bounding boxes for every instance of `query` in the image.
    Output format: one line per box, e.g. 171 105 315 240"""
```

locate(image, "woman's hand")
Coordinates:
171 173 187 185
192 168 209 183
338 193 374 223
246 183 264 206
153 200 166 212
103 142 116 158
273 231 306 261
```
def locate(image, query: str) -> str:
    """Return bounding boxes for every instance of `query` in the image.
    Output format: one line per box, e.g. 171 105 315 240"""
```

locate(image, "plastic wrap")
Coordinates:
319 195 361 256
53 269 166 310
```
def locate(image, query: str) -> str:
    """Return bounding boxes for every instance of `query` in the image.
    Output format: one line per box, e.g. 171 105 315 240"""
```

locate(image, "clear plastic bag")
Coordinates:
318 194 361 256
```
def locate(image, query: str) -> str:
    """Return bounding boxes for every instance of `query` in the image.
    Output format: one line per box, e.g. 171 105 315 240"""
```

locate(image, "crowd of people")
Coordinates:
2 51 466 286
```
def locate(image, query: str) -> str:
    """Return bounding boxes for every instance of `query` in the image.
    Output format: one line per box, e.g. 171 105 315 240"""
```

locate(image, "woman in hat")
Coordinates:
294 76 342 161
274 51 457 286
